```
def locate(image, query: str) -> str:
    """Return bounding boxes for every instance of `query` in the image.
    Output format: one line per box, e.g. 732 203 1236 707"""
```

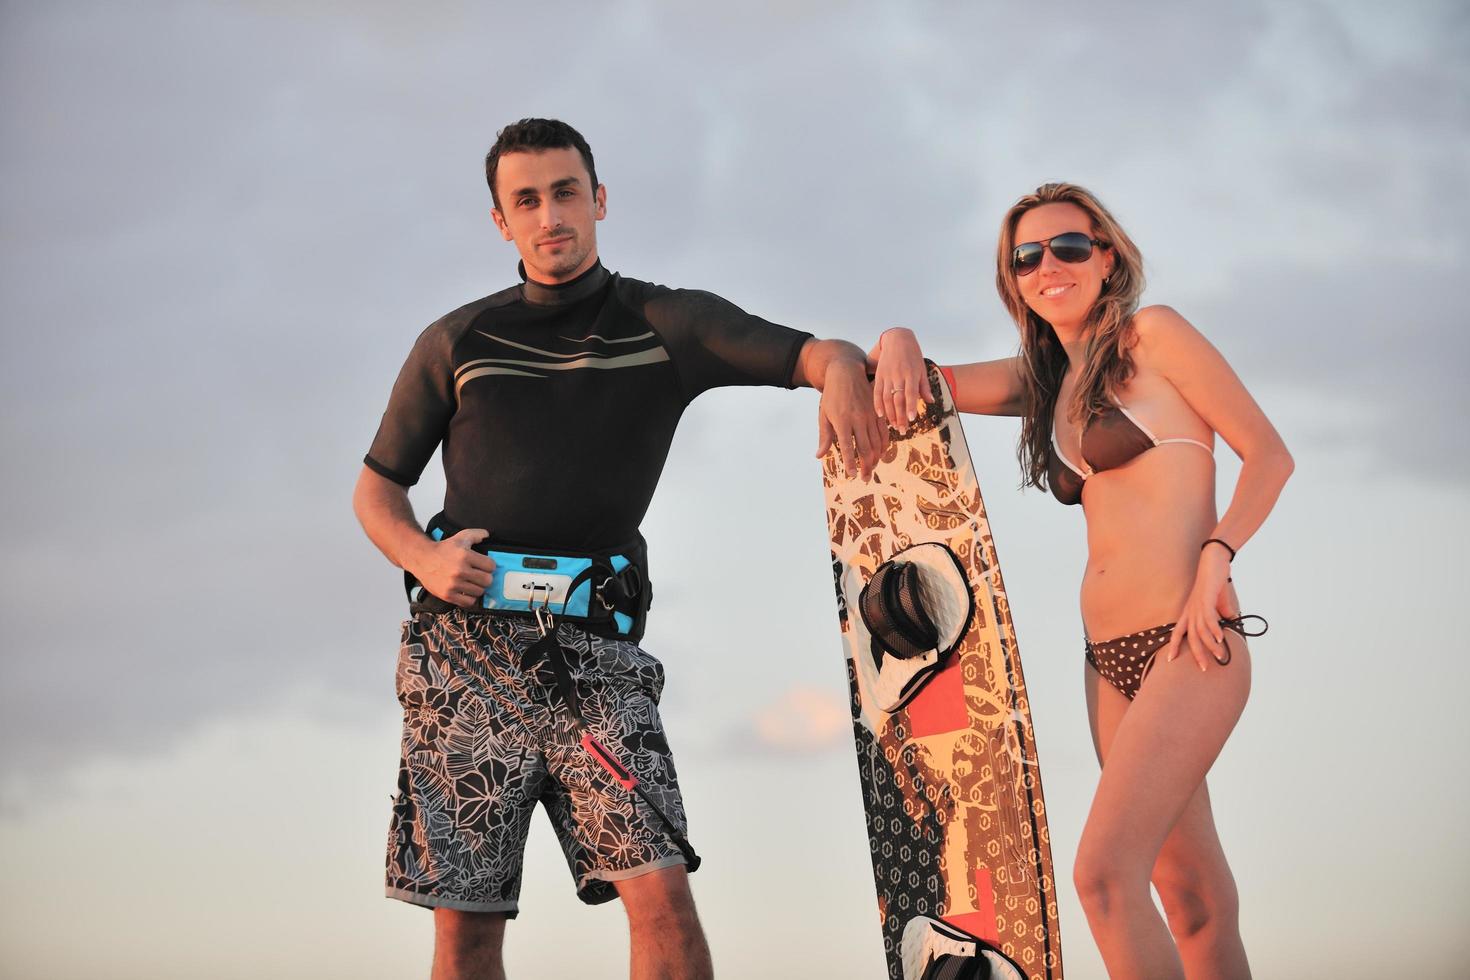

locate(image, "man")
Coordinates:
354 117 883 980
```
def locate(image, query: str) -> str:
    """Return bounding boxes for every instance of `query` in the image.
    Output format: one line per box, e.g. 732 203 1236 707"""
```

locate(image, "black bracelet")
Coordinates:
1202 538 1236 562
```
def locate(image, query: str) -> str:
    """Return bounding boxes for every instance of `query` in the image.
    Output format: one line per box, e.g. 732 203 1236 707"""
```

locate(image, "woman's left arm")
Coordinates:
1135 306 1296 668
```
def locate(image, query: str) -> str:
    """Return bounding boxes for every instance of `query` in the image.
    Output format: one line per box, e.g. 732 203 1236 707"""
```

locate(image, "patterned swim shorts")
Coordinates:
385 611 694 915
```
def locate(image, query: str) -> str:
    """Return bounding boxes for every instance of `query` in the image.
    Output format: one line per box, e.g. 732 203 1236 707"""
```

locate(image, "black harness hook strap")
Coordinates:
518 630 700 872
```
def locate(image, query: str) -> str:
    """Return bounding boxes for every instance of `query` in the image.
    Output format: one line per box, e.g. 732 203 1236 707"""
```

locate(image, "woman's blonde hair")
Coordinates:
995 182 1146 491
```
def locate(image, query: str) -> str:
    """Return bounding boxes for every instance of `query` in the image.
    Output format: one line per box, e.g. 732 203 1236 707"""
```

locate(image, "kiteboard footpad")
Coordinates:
901 916 1027 980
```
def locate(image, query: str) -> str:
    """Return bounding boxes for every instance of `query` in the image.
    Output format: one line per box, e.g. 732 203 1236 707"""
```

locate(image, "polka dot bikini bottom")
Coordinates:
1085 615 1267 701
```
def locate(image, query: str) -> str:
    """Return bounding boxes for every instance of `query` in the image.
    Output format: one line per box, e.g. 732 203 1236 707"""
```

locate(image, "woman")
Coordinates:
871 183 1292 978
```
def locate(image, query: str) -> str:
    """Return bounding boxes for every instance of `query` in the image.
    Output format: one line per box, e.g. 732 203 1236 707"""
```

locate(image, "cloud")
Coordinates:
1191 250 1469 484
727 685 850 756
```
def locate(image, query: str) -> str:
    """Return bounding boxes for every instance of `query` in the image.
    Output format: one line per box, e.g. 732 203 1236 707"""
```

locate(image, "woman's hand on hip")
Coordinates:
1165 547 1236 671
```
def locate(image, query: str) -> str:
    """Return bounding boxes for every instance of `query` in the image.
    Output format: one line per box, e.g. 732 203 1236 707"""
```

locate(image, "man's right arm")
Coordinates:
356 312 496 607
352 465 494 609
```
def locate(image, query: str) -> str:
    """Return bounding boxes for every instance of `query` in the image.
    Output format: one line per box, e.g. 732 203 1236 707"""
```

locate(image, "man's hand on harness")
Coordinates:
414 528 497 608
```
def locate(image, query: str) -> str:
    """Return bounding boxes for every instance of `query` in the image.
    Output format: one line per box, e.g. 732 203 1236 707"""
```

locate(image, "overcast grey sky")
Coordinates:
2 1 1467 977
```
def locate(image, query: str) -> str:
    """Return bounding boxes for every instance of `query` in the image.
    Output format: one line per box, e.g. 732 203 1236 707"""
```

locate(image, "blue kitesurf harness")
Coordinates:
405 512 652 641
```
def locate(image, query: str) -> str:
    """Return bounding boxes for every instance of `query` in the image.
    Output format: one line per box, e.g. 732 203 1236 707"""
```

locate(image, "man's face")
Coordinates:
491 148 606 284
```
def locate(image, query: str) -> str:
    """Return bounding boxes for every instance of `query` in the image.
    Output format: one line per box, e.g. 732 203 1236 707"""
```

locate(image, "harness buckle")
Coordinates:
594 564 643 612
528 583 555 635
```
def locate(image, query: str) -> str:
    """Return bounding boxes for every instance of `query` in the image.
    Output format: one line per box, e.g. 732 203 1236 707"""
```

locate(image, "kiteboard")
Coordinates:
820 362 1063 980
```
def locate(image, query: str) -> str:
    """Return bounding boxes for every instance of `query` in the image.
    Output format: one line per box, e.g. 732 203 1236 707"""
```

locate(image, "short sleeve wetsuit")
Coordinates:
364 260 812 552
371 259 808 912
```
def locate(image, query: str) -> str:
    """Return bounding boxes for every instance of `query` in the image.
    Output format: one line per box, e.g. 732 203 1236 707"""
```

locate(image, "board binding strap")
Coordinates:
859 542 977 712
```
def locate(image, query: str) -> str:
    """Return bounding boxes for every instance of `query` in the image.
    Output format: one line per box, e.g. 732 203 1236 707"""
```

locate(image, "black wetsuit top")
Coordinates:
364 261 811 551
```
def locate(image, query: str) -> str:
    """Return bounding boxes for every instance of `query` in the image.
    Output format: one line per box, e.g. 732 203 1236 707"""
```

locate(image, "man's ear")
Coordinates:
491 207 513 241
594 184 607 221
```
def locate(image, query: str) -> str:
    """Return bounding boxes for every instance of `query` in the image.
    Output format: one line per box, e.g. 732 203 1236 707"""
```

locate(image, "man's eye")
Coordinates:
557 188 575 198
518 198 537 208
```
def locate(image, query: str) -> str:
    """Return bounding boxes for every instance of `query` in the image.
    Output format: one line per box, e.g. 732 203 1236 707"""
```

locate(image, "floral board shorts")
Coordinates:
385 610 694 916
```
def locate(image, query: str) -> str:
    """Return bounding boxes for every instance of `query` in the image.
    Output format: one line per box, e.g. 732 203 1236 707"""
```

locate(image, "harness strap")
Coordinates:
518 630 701 872
521 631 586 725
560 562 647 619
599 563 646 614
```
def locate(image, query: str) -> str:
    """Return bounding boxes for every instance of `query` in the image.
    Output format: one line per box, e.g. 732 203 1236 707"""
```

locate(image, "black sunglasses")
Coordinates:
1012 232 1109 276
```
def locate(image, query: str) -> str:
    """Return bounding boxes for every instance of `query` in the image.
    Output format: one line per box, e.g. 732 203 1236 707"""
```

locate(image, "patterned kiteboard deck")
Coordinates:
820 364 1063 980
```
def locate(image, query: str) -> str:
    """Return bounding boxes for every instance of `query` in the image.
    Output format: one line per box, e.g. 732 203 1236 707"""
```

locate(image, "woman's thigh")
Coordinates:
1080 634 1251 872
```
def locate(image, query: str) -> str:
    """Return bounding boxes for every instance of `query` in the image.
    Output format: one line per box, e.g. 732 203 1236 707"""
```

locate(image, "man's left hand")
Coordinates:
815 359 887 480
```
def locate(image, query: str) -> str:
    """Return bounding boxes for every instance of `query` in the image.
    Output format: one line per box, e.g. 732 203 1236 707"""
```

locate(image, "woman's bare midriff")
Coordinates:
1077 446 1222 641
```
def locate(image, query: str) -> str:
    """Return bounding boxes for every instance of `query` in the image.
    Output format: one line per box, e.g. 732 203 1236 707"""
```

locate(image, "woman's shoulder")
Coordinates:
1130 304 1192 336
1126 305 1228 382
1128 305 1203 357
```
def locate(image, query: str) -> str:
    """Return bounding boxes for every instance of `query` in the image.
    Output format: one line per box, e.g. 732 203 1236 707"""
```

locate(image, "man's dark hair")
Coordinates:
485 118 599 210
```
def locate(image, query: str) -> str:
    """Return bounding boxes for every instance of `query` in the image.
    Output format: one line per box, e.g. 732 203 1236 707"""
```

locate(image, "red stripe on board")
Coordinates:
942 868 1000 944
905 657 967 738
